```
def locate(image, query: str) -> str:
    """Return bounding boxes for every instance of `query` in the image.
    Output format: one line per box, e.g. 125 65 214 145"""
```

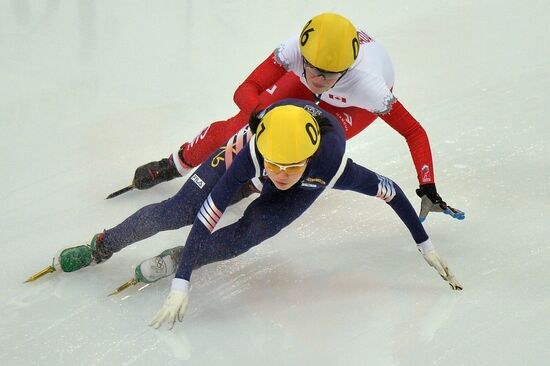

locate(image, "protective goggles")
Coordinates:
263 158 308 175
303 58 347 80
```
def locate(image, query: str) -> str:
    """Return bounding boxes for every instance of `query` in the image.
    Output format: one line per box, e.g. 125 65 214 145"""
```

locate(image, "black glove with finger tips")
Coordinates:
416 183 465 222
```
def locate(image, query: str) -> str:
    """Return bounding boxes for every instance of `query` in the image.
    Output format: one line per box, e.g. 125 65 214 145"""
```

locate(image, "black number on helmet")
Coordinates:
300 20 314 46
257 121 266 140
305 122 319 145
352 37 359 59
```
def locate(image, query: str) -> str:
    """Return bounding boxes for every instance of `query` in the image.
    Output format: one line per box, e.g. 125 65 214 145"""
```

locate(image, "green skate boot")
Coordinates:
24 233 114 282
109 246 183 295
58 233 113 272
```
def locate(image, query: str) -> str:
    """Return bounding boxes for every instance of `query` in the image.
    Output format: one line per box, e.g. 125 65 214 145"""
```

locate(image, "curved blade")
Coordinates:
106 185 134 199
108 278 139 296
24 265 56 283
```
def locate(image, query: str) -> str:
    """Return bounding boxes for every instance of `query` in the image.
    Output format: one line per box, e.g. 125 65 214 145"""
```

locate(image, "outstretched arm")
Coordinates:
333 157 428 243
379 99 465 222
379 99 434 185
332 158 462 289
150 140 259 330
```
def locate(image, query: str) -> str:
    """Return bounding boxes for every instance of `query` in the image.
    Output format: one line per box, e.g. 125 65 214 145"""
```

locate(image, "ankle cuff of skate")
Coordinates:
91 232 113 263
171 148 191 176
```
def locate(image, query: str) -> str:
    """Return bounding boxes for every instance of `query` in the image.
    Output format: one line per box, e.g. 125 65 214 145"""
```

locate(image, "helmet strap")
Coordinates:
302 63 323 103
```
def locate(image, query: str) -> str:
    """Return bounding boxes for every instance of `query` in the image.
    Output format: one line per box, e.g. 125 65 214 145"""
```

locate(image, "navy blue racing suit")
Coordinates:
101 99 429 281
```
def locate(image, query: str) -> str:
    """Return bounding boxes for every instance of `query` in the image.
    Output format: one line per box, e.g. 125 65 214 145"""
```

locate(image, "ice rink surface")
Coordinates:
1 1 549 365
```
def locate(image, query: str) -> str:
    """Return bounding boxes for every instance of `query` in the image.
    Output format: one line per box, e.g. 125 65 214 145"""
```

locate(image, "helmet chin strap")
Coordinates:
312 93 322 103
301 64 319 103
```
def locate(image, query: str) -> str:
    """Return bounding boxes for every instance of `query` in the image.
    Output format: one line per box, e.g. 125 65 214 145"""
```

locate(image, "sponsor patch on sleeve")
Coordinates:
191 174 205 189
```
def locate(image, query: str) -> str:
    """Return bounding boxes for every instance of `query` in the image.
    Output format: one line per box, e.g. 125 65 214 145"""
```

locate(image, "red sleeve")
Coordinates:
379 99 435 185
233 52 287 114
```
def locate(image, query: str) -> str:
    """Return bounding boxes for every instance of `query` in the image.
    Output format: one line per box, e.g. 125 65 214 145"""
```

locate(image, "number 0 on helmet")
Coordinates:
256 106 321 164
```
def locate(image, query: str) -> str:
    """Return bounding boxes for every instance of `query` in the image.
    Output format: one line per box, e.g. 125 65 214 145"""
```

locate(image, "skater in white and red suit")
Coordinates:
130 13 464 222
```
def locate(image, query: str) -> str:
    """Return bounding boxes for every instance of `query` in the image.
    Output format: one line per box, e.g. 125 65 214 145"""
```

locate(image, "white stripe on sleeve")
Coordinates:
327 154 348 189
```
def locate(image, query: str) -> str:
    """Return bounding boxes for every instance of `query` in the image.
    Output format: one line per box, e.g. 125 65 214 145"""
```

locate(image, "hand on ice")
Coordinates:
416 184 465 222
417 240 463 290
149 279 190 330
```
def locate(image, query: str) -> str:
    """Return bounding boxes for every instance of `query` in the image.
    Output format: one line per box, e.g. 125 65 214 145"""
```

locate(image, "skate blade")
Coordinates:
24 265 56 283
106 185 134 199
108 278 139 296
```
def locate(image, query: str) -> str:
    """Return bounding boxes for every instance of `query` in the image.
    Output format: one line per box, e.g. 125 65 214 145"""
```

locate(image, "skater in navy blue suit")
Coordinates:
56 99 462 330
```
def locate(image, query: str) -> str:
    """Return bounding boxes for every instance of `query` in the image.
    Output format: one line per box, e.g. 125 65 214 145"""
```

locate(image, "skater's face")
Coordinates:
303 58 345 94
264 158 308 190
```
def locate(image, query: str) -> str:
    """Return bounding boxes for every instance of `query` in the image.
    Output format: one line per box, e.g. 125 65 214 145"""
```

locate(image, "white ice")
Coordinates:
1 1 549 365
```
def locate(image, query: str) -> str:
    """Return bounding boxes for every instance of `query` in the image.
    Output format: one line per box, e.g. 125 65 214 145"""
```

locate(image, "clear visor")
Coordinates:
303 58 346 80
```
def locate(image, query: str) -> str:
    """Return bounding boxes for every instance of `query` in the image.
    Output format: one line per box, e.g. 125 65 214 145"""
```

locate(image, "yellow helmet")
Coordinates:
256 105 320 164
299 13 359 72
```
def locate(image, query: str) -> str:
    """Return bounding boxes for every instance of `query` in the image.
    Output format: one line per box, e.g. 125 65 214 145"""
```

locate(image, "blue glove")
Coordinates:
416 184 465 222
